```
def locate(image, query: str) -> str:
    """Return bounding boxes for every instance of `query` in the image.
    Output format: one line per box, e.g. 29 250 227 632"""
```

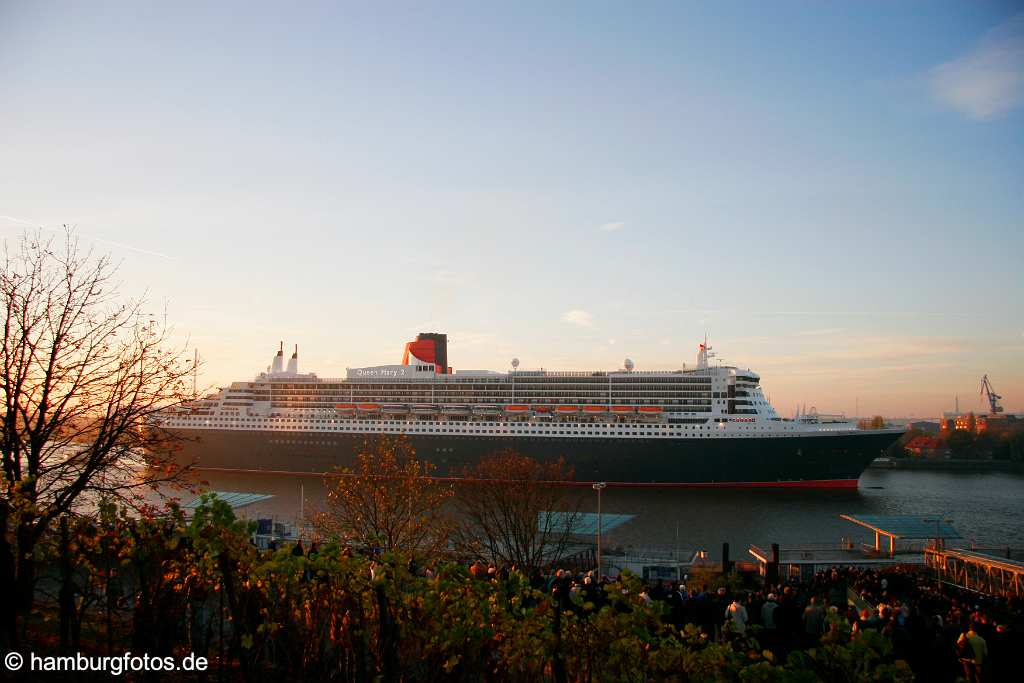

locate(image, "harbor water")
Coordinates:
181 468 1024 558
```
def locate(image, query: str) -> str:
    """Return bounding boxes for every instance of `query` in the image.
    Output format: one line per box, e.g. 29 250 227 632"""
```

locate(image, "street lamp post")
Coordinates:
924 517 953 592
924 517 954 550
592 482 607 575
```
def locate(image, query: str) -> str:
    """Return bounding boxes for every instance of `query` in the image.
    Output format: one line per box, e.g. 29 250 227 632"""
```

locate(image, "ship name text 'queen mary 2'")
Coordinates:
156 333 902 488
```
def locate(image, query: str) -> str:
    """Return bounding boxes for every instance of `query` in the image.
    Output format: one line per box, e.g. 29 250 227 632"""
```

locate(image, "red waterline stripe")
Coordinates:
191 466 859 489
570 479 861 489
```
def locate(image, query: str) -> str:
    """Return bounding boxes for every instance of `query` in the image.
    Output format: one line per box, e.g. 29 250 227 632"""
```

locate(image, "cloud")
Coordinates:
562 309 593 327
752 336 969 369
447 330 497 347
427 269 472 286
598 222 625 232
929 14 1024 120
797 327 847 336
644 307 955 318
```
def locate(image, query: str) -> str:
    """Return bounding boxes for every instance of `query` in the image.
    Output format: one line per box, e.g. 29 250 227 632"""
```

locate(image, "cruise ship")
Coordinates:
156 333 902 488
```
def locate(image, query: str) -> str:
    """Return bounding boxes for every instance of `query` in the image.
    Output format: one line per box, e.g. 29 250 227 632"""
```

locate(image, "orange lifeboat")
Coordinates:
582 406 608 414
357 403 381 412
638 406 663 414
504 404 530 413
555 406 579 414
611 406 635 414
534 406 553 413
335 403 356 412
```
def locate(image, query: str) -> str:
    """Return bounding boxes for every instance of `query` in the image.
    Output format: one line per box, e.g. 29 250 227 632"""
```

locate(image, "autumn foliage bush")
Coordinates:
18 495 914 682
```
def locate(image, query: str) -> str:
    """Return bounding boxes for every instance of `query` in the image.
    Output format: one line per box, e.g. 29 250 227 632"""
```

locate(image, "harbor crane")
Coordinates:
980 374 1003 414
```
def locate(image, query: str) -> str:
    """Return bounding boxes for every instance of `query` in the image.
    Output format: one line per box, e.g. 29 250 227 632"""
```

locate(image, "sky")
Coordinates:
1 1 1022 418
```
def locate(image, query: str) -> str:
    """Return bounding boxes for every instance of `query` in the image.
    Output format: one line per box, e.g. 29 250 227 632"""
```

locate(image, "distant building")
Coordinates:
941 412 1018 436
908 420 940 435
904 435 950 459
940 412 977 433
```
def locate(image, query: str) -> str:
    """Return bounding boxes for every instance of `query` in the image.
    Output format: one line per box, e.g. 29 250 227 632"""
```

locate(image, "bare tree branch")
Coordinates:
1 228 197 648
451 450 581 572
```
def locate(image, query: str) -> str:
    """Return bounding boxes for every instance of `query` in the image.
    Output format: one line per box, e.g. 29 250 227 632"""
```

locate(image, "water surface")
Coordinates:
181 469 1024 557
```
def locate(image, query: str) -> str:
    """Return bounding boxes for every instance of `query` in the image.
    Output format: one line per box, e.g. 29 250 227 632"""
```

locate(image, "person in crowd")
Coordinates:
746 590 764 628
725 595 749 636
773 586 800 655
694 584 714 636
665 582 686 629
302 541 320 581
957 622 987 683
759 592 779 653
712 587 730 640
802 595 825 645
761 593 778 631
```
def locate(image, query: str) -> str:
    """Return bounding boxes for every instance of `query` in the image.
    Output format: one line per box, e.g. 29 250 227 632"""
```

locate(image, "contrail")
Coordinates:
0 214 38 226
88 237 175 260
0 214 175 260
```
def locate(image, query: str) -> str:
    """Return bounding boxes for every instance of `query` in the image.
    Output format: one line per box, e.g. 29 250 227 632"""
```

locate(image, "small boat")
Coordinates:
411 404 438 415
441 404 471 415
555 406 579 414
334 403 356 412
582 405 607 414
357 403 381 412
534 405 553 413
638 406 663 414
610 406 635 414
504 404 530 413
381 404 409 414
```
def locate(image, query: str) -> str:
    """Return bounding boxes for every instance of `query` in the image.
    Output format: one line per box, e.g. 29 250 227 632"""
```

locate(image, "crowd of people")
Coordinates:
456 559 1022 682
278 538 1022 681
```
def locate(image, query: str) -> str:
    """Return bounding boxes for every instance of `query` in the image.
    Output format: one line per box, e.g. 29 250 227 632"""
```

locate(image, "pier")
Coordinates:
925 548 1024 598
749 514 964 580
838 513 960 558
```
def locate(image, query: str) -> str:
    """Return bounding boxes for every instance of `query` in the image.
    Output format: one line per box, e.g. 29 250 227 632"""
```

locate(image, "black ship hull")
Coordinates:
165 428 900 488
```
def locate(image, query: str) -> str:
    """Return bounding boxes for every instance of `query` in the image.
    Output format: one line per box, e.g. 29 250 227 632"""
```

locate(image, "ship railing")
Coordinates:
602 542 697 562
752 542 864 561
858 541 933 556
959 546 1022 561
751 540 929 562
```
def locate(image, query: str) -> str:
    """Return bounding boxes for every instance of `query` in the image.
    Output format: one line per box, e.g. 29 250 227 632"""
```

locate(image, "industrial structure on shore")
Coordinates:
940 374 1017 436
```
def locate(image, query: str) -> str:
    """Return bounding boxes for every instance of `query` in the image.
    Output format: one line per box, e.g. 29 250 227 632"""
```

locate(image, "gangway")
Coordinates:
925 548 1024 598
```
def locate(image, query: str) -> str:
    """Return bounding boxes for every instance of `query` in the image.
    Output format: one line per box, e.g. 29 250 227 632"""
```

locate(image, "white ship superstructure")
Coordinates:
161 337 854 440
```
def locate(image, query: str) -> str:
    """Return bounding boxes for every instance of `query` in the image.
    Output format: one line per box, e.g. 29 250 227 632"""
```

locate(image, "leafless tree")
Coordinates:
451 450 582 572
1 229 195 648
311 435 454 557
